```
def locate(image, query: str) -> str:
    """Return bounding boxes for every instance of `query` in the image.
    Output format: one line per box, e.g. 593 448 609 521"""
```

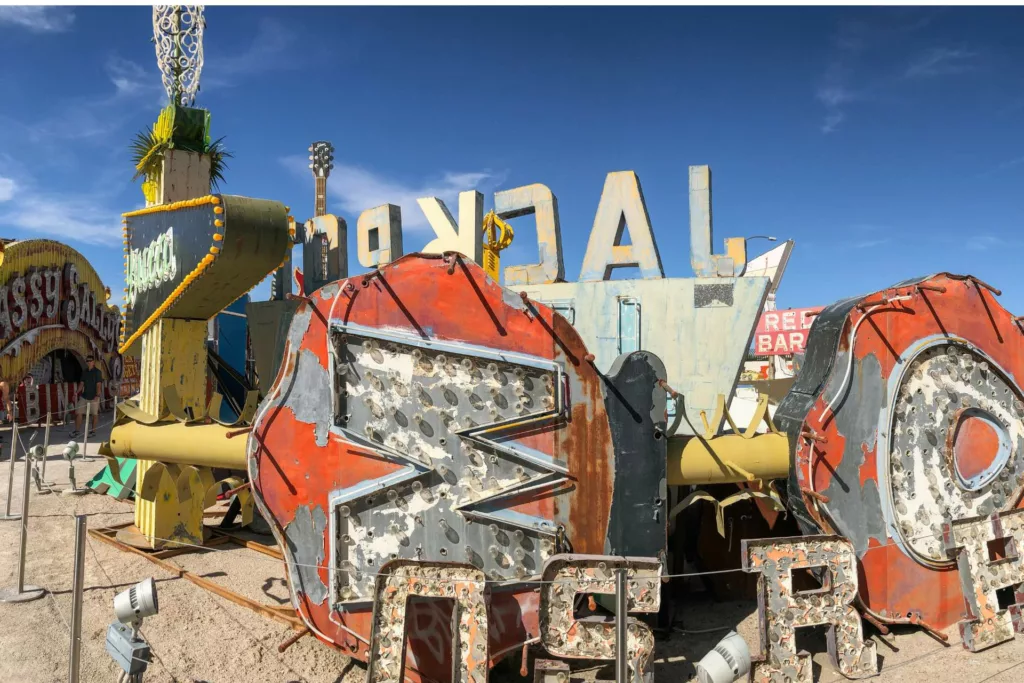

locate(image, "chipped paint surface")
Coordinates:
742 536 878 681
943 510 1024 651
777 274 1024 629
494 184 563 286
249 253 653 681
511 277 768 436
285 504 329 605
538 554 661 675
367 561 489 683
578 171 663 282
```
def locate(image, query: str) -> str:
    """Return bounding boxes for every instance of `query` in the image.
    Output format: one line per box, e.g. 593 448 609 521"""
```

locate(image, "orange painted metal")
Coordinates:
787 274 1024 629
249 254 620 681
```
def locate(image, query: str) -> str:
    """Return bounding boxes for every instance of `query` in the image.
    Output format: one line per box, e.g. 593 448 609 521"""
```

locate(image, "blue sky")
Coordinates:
1 6 1022 312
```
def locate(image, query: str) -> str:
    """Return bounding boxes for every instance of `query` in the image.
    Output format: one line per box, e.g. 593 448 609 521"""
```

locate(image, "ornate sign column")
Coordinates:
115 6 288 548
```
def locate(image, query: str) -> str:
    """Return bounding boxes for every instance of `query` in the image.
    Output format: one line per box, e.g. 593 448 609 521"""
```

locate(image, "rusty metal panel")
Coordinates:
538 554 661 674
511 276 769 436
366 561 489 683
245 299 300 395
943 510 1024 651
742 535 878 681
248 254 669 681
775 273 1024 630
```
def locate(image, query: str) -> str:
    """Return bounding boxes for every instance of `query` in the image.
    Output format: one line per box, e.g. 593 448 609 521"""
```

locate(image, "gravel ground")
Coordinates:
1 415 1023 683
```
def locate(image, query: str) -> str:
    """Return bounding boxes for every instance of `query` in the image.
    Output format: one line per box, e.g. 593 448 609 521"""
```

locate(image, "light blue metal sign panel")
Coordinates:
511 276 770 436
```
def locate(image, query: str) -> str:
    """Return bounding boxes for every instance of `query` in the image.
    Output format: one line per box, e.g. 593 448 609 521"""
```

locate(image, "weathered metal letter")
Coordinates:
689 165 746 277
302 214 348 293
578 171 663 282
943 510 1024 651
742 536 878 681
418 191 484 265
494 184 564 285
539 555 661 677
367 560 489 683
357 204 404 269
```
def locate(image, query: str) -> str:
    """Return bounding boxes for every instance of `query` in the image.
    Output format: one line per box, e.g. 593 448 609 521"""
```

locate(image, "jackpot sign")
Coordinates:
754 306 823 355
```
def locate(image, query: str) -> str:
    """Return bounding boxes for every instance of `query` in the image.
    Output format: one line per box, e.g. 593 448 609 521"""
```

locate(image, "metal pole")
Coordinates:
0 445 44 602
615 568 628 683
41 410 51 484
82 401 90 462
69 514 87 683
2 412 20 521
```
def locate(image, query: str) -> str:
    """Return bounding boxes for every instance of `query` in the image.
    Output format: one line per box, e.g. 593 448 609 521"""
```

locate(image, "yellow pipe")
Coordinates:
108 421 248 470
668 433 790 485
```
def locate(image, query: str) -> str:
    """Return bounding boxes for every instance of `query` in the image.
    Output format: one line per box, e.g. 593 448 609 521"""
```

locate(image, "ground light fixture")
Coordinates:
106 578 159 683
695 630 752 683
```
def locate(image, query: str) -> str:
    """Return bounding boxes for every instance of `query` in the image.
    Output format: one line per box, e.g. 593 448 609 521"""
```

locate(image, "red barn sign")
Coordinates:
754 306 823 355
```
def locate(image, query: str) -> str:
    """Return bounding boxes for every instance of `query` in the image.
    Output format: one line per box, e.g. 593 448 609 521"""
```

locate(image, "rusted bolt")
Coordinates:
584 353 596 363
801 428 828 444
656 378 681 398
915 284 946 294
225 427 253 439
519 291 529 302
277 627 311 653
801 487 830 504
967 276 1001 296
219 481 251 499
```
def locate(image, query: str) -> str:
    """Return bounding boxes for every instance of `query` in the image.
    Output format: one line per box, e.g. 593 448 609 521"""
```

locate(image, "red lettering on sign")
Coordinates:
754 306 824 356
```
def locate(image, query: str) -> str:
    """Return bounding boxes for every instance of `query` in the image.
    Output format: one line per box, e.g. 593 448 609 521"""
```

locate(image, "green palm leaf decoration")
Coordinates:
130 105 231 201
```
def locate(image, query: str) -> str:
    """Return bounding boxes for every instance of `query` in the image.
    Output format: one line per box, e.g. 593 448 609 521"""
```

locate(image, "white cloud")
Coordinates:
282 157 505 232
0 176 14 202
0 170 119 245
0 196 120 245
106 56 150 96
23 56 159 144
904 47 977 79
965 235 1005 252
0 7 74 33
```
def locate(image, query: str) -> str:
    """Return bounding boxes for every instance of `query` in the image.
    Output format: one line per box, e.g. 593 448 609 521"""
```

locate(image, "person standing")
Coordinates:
71 356 102 437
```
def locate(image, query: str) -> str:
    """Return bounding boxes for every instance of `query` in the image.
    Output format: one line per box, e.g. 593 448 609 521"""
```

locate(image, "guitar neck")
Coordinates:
314 175 327 217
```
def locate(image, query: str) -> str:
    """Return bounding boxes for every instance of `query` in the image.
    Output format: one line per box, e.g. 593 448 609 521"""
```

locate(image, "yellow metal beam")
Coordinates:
109 421 248 470
667 432 790 485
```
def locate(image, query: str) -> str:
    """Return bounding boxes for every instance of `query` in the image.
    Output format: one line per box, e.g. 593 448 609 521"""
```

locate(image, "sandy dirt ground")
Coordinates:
1 414 1023 683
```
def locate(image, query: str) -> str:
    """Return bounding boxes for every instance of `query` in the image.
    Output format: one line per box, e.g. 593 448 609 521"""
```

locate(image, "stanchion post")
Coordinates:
81 401 91 462
41 410 52 484
0 445 45 602
615 568 628 683
2 407 21 521
69 514 87 683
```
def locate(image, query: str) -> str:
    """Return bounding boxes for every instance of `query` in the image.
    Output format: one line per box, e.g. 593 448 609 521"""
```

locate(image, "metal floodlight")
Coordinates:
107 578 158 681
62 441 79 461
696 631 752 683
113 577 160 626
